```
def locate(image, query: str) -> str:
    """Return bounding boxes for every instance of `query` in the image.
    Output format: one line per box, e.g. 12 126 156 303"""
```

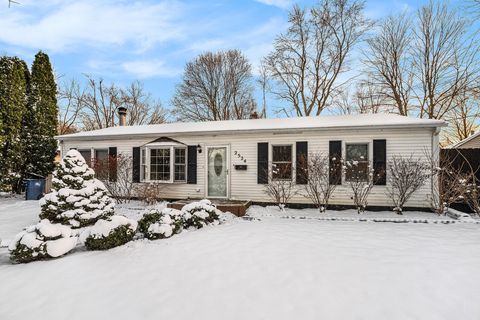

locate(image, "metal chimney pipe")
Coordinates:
118 107 127 126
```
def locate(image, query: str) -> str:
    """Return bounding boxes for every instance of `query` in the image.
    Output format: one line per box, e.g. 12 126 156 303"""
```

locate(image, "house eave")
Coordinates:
56 123 447 142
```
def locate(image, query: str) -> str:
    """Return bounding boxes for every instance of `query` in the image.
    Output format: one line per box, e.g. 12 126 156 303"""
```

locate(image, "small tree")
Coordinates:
345 160 374 214
264 165 296 211
386 155 430 214
300 154 337 213
39 150 115 228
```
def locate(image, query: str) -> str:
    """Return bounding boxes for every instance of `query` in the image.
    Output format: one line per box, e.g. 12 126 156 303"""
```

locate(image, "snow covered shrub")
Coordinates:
83 215 137 250
39 150 115 228
9 219 77 263
138 208 183 240
387 155 430 214
182 200 220 229
264 164 297 211
300 154 337 213
344 161 374 214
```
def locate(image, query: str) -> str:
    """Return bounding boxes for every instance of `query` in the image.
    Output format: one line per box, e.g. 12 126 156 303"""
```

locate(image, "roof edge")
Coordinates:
56 122 447 141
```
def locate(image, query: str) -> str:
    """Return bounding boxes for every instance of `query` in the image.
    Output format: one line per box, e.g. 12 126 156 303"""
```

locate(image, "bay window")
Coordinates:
140 145 187 183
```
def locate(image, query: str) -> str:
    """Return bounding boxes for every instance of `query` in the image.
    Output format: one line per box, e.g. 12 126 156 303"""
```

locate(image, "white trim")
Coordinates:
205 145 230 199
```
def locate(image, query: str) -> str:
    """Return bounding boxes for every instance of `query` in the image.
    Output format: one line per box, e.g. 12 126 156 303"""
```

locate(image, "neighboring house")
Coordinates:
447 131 480 149
56 113 446 209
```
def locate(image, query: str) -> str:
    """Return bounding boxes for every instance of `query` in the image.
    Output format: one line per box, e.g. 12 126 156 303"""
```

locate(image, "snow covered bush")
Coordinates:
138 208 183 240
387 155 430 214
9 219 77 263
264 165 297 211
300 154 337 213
182 199 220 229
345 161 374 214
39 150 115 228
83 215 137 250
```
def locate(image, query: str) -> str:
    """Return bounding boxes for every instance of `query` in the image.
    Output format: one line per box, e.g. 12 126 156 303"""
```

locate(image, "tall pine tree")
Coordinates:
25 51 58 178
0 56 28 191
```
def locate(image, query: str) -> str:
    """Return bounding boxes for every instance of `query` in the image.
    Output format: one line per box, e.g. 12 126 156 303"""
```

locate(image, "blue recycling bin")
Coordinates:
25 179 45 200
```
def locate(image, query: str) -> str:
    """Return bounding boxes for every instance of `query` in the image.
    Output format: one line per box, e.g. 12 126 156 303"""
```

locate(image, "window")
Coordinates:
150 148 171 181
345 143 369 181
79 149 92 167
174 148 186 182
94 149 109 180
272 145 292 179
141 146 187 183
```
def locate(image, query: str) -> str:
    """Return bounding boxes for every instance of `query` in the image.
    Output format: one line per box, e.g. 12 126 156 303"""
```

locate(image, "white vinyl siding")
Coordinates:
60 127 437 208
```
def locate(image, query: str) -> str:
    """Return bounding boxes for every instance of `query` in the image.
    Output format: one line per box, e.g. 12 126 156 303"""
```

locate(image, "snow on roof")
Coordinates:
446 130 480 149
57 113 446 140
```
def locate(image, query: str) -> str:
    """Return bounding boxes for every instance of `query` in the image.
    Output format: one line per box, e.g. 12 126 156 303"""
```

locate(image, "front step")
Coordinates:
168 199 251 217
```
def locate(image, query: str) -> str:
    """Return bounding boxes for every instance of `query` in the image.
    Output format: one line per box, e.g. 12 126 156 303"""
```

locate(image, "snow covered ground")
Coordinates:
1 197 480 320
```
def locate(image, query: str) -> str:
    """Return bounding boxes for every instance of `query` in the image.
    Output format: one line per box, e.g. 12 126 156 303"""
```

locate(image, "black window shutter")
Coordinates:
108 147 117 182
132 147 141 183
373 139 387 185
257 142 269 184
187 145 197 184
329 141 342 185
296 141 308 184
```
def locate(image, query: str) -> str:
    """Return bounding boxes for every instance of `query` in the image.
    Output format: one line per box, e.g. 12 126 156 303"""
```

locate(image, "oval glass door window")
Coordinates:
214 153 223 176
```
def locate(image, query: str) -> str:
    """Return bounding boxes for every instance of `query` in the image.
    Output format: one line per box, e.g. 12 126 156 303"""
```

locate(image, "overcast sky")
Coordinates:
1 0 456 116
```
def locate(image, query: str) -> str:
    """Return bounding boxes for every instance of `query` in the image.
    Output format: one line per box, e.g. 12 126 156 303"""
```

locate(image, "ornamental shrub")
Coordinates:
9 219 77 263
182 199 220 229
83 215 137 250
138 208 183 240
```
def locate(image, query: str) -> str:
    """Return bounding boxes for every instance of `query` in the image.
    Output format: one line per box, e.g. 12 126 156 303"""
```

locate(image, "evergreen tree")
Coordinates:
26 51 58 178
39 150 115 228
0 56 28 191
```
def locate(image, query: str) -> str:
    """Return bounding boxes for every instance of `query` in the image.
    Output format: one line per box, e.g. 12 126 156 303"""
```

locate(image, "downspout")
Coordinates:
431 127 441 209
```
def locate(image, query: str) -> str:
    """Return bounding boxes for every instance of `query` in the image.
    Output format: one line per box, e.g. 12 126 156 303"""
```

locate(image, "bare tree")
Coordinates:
119 81 167 126
80 76 167 130
257 62 270 118
57 78 84 135
172 50 257 122
99 154 135 204
264 165 297 211
264 0 371 116
444 87 479 144
300 153 337 213
386 155 430 214
413 1 479 120
333 80 388 115
363 13 414 115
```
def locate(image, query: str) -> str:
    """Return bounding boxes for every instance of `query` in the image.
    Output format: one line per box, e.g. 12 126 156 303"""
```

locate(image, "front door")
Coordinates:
207 146 228 198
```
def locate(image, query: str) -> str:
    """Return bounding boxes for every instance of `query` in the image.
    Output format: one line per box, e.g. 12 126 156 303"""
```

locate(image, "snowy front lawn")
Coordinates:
1 198 480 320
